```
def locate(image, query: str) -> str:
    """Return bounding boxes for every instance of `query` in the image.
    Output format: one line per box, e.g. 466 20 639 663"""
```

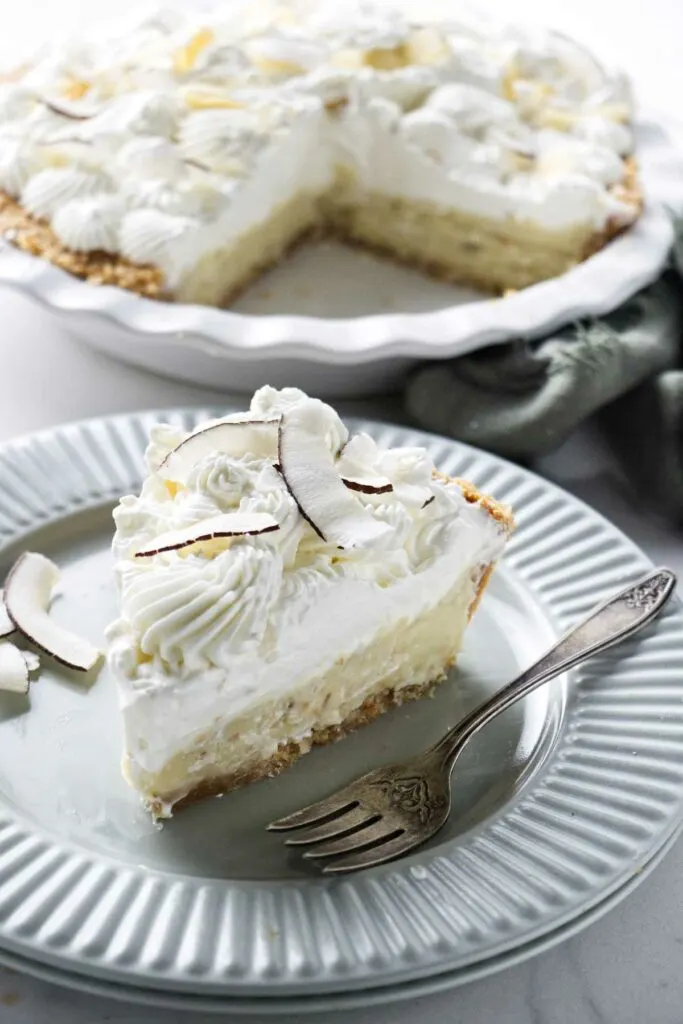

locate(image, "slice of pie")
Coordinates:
106 387 514 816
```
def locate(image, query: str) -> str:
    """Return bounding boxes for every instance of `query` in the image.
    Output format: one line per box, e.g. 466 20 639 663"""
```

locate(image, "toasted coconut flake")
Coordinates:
63 78 91 101
4 552 101 672
173 27 215 73
134 512 280 558
407 27 450 66
363 44 409 70
181 85 246 110
278 407 392 549
0 643 29 694
324 96 348 114
249 53 305 76
159 417 279 481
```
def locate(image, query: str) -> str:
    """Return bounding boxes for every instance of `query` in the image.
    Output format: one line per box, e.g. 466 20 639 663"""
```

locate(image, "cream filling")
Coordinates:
117 531 500 778
339 111 632 231
127 569 477 809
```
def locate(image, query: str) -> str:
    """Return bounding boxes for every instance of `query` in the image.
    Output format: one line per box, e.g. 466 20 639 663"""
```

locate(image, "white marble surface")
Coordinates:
0 0 682 1020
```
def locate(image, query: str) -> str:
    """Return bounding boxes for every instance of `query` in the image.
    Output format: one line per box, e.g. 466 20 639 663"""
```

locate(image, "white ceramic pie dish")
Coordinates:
0 118 679 397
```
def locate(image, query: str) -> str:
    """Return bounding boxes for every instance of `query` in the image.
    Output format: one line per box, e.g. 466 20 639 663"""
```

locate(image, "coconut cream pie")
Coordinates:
106 387 513 816
0 1 639 301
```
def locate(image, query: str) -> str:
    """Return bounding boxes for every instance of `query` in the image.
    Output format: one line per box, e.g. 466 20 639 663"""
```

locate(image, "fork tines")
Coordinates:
268 795 411 874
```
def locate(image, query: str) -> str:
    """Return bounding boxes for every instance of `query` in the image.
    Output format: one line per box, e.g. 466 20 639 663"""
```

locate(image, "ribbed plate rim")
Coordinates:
0 408 682 999
0 815 678 1015
0 118 679 366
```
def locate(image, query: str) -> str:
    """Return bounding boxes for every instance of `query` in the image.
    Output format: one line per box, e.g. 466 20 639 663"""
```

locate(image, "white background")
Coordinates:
0 2 682 1022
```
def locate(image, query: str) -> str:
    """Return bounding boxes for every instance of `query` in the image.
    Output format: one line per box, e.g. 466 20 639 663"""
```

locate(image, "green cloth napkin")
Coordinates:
404 218 683 518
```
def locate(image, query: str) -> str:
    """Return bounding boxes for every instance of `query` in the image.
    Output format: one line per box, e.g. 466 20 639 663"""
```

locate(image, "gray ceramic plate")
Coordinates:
0 410 682 1010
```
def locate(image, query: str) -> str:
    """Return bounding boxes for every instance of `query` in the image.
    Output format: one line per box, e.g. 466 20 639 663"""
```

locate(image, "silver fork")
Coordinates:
268 567 676 875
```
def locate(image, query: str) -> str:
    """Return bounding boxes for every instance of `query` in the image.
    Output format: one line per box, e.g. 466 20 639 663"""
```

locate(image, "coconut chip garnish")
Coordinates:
22 650 40 673
0 643 30 694
278 406 392 549
0 590 14 638
134 512 280 558
158 417 280 481
4 552 102 672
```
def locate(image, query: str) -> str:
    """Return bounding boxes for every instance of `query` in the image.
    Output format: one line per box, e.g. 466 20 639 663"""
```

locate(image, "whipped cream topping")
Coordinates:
107 387 508 774
0 2 637 284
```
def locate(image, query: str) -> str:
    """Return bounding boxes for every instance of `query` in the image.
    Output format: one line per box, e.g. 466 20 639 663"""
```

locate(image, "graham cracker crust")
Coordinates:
441 472 514 533
0 192 165 299
583 156 643 260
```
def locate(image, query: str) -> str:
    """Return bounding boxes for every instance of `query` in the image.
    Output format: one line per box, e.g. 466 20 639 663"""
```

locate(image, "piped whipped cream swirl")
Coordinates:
118 544 283 673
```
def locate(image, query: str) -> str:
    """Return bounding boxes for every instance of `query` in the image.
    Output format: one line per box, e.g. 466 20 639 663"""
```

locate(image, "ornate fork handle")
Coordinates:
432 568 676 770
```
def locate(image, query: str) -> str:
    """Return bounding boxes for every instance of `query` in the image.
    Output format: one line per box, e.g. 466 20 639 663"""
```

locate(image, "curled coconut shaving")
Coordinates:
0 590 14 638
0 642 29 694
158 417 279 480
4 552 102 672
135 511 280 557
278 406 392 549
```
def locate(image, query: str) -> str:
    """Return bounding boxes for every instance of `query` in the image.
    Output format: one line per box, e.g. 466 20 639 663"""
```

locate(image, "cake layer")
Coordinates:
175 190 320 305
329 192 603 293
